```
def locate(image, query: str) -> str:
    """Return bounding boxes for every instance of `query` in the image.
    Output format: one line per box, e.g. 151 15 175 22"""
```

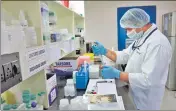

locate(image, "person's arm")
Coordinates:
119 72 129 82
105 49 117 62
105 44 133 64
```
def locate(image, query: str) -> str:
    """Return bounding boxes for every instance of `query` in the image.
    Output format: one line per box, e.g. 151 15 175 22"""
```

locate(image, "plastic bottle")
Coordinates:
59 99 69 110
1 97 6 110
49 11 57 24
11 104 19 110
30 94 37 104
25 103 31 110
19 10 28 28
64 86 69 97
3 104 11 110
23 90 30 95
41 2 50 45
37 92 46 105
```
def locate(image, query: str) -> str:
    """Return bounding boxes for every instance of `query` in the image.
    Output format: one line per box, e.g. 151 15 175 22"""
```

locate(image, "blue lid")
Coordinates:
31 102 37 108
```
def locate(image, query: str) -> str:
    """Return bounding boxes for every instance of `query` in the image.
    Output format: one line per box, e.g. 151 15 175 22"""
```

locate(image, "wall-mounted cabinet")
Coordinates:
1 1 84 109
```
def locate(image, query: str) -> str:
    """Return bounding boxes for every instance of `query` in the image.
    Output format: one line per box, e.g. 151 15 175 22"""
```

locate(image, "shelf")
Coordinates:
47 1 74 34
1 1 85 109
46 39 80 66
2 1 43 46
74 11 84 20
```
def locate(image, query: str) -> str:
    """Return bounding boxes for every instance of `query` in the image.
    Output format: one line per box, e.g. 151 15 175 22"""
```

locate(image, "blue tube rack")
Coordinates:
76 64 89 89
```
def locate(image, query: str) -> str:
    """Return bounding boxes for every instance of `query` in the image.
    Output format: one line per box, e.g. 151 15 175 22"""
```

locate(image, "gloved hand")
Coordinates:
101 66 121 79
92 41 107 56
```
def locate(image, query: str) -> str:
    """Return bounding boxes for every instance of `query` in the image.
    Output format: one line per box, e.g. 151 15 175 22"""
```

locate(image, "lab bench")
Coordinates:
48 77 136 110
48 59 136 110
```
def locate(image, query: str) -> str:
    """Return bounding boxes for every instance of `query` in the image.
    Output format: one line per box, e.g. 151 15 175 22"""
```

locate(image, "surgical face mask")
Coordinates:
127 29 144 39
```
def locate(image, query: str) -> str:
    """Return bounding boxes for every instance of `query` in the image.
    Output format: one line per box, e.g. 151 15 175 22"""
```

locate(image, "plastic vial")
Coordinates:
3 104 11 110
25 103 31 110
30 94 37 104
37 92 46 105
69 85 76 97
64 86 69 97
11 104 18 110
59 99 69 110
1 97 6 110
70 98 78 110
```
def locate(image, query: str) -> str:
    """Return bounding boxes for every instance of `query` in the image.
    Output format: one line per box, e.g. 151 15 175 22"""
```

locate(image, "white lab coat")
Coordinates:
116 24 172 110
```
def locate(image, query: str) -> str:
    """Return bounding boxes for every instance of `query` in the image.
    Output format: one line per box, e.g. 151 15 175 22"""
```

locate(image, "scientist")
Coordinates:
92 8 172 110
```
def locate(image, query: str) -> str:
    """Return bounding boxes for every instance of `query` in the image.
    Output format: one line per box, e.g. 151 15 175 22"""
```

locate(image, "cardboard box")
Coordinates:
53 57 78 77
46 73 57 106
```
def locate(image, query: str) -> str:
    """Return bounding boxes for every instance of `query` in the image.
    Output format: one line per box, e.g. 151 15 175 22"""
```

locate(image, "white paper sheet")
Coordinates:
97 83 117 95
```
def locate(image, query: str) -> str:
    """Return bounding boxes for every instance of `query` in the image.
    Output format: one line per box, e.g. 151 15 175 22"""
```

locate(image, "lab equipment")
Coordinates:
70 96 88 110
76 63 89 89
37 92 46 105
49 11 57 25
64 86 69 97
92 42 107 56
3 104 11 110
78 56 91 67
30 94 37 104
101 66 121 79
41 2 50 44
23 27 37 47
67 79 74 85
1 98 6 110
59 99 69 110
95 80 113 87
89 64 99 79
162 11 176 90
23 90 30 95
11 104 18 110
25 103 31 110
85 42 93 53
120 8 150 28
116 24 172 110
64 79 76 97
72 71 78 84
19 10 28 28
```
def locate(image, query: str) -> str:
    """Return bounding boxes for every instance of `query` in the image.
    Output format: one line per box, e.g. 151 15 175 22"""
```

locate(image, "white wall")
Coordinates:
84 1 176 49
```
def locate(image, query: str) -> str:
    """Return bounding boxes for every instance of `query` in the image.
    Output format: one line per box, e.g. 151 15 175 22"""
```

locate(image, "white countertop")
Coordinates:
85 79 125 110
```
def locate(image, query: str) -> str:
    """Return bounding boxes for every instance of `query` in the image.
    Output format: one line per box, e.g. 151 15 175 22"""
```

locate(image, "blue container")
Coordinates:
76 64 89 89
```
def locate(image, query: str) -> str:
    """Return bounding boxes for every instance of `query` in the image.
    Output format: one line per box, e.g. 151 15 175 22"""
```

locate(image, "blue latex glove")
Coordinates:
92 41 107 56
101 66 121 79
